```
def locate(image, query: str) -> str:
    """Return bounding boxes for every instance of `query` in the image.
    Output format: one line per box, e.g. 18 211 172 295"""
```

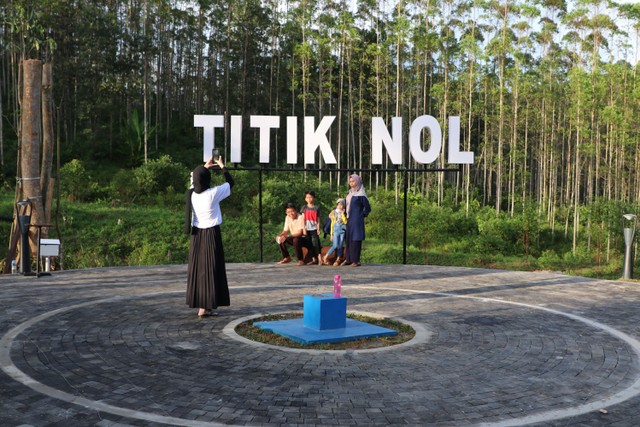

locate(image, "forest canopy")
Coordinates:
1 0 640 221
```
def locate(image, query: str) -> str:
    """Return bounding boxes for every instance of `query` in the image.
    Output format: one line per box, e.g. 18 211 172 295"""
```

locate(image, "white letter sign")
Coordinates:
409 115 441 164
230 115 242 163
304 116 337 164
448 116 474 164
251 115 280 163
287 116 297 164
194 114 474 166
194 115 224 162
372 117 403 165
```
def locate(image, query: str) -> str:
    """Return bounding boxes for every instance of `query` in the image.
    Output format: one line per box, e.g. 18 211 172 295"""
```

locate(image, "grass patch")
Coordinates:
235 312 416 350
1 192 634 281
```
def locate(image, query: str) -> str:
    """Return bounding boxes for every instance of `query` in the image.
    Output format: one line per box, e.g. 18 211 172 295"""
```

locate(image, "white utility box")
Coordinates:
40 238 60 257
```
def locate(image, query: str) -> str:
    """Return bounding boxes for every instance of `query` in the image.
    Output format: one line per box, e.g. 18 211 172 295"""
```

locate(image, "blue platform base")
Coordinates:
254 317 397 345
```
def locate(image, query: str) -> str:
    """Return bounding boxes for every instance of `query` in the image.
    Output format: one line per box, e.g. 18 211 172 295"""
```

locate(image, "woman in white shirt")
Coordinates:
185 155 233 318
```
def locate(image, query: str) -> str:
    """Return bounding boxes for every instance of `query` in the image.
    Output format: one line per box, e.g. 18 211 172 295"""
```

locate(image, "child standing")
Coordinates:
323 199 347 266
300 191 323 265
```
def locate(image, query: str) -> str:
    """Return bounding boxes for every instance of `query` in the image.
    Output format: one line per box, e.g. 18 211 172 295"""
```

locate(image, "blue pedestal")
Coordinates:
303 293 346 330
254 293 398 346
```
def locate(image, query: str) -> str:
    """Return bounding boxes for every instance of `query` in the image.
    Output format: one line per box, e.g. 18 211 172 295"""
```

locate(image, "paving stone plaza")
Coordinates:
2 263 640 426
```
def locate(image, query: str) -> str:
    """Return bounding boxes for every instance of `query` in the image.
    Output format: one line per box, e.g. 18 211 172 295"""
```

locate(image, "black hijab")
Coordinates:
192 166 211 194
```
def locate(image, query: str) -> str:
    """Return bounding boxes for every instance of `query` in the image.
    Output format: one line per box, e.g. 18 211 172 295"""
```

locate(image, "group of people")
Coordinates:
183 153 371 318
275 175 371 268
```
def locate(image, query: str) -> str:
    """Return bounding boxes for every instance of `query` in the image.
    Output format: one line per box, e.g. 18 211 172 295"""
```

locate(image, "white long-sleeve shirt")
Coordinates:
191 182 231 228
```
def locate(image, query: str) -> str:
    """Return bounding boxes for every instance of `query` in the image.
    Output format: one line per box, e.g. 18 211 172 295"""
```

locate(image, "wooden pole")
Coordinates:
41 62 54 228
20 59 45 257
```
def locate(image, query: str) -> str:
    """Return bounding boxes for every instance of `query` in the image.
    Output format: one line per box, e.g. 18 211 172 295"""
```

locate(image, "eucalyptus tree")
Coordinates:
405 0 438 198
230 0 272 115
433 0 467 206
314 0 339 119
201 0 272 163
315 0 340 183
485 0 517 215
295 0 316 117
121 0 153 163
0 2 31 174
282 0 315 120
581 0 618 205
599 59 634 258
535 0 566 229
507 3 538 216
563 0 619 251
386 0 411 200
1 0 57 266
457 0 487 214
198 0 235 155
562 14 589 250
344 10 364 173
356 0 391 190
615 1 640 203
325 3 360 173
562 3 595 251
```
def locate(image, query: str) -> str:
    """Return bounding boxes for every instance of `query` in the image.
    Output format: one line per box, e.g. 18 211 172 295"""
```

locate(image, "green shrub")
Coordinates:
133 155 189 197
221 217 262 262
56 201 186 269
561 243 593 271
222 170 256 216
405 202 478 249
128 239 185 265
60 159 96 201
475 210 523 255
109 169 137 202
252 190 283 225
519 202 541 256
0 176 633 280
363 242 405 264
537 249 563 271
367 203 404 246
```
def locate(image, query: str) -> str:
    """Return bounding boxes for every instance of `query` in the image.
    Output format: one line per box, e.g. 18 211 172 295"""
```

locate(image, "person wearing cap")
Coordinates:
323 198 348 266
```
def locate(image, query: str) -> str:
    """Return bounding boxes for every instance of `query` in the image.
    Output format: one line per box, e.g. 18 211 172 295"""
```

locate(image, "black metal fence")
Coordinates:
228 165 461 264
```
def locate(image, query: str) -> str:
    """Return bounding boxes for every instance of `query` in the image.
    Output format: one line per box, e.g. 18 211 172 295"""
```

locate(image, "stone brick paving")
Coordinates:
2 263 640 426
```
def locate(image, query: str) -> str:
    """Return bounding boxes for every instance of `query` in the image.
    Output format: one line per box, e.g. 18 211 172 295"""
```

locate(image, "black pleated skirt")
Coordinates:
186 225 230 309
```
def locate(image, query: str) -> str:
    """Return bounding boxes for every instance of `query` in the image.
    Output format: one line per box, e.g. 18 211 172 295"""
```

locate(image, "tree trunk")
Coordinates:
20 59 45 255
41 63 54 228
0 72 3 172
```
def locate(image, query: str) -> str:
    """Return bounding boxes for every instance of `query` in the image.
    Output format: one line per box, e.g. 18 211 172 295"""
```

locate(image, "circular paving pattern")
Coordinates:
3 276 640 427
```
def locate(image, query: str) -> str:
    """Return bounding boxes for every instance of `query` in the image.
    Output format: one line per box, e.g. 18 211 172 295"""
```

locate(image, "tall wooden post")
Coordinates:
41 62 54 227
20 59 45 254
4 60 57 273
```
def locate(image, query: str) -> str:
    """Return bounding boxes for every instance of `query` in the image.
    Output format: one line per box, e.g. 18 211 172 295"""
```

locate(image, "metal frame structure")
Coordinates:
228 165 461 264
